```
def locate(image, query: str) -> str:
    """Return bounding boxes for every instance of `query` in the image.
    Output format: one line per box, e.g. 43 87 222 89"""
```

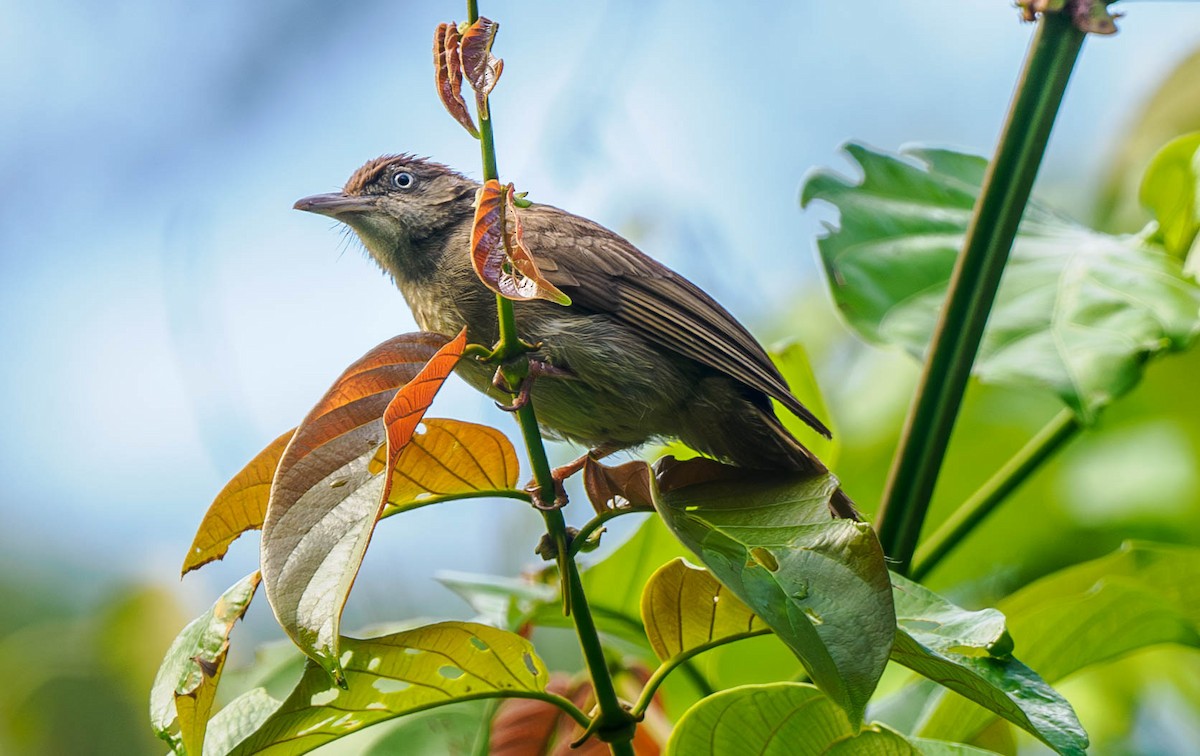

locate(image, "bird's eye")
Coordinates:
391 171 415 190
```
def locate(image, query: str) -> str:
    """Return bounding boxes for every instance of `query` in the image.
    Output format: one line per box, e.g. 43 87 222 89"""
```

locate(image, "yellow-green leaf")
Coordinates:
224 622 549 755
641 558 764 662
182 430 294 576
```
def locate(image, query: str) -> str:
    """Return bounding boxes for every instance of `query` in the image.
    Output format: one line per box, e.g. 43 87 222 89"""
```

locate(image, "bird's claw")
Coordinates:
492 359 573 412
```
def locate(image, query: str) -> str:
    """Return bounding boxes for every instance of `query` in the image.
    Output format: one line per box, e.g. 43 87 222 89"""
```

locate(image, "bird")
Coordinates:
294 154 855 516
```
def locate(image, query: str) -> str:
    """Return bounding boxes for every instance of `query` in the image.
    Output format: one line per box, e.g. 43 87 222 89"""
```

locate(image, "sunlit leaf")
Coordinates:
1140 132 1200 264
888 572 1086 755
641 558 765 662
260 332 452 683
583 457 653 515
665 682 928 755
379 330 468 507
460 16 503 118
919 542 1200 748
227 622 550 755
150 571 260 755
182 429 294 576
383 418 519 515
803 142 1200 422
204 688 282 756
652 457 893 725
471 180 571 305
434 22 477 137
437 571 557 630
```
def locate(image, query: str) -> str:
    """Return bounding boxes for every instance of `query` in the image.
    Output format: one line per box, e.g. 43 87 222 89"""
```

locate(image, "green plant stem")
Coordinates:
466 6 634 752
379 489 531 521
630 630 772 718
874 11 1086 574
911 408 1080 581
569 505 656 558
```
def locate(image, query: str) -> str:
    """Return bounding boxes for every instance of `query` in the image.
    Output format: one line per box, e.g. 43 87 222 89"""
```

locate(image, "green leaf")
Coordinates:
889 572 1086 755
803 142 1200 421
1140 132 1200 264
664 682 948 755
770 341 838 466
919 542 1200 747
653 460 894 725
227 621 550 755
436 571 557 630
150 571 260 755
204 688 282 756
640 558 766 662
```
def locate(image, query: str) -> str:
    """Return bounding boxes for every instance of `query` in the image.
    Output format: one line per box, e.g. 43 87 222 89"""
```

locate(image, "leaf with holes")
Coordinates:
182 429 294 576
460 16 503 117
665 682 945 755
261 331 457 684
434 22 477 137
381 418 519 517
472 180 570 305
652 457 893 726
150 571 260 755
888 572 1087 755
802 142 1200 421
918 542 1200 750
641 558 766 663
225 622 550 755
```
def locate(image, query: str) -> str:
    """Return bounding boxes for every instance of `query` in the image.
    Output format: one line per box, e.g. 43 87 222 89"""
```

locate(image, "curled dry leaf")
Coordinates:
434 22 477 137
472 179 572 305
182 428 294 576
583 457 653 515
460 16 503 118
260 331 455 682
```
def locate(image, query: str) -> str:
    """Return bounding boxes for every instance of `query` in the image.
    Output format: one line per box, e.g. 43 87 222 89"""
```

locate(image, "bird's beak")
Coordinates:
293 193 377 217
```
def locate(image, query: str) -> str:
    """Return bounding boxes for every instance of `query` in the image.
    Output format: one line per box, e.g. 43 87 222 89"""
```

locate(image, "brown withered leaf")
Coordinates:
379 329 469 507
653 455 753 496
434 22 477 136
460 16 503 118
472 180 571 305
382 418 519 513
583 457 653 516
260 331 454 682
181 429 294 576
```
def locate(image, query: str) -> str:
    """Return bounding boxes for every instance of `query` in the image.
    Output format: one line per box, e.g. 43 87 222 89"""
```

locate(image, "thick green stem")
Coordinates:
874 12 1086 573
465 5 635 752
911 409 1080 581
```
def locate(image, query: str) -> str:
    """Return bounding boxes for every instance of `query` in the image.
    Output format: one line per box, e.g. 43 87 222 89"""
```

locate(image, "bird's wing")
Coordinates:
523 205 831 439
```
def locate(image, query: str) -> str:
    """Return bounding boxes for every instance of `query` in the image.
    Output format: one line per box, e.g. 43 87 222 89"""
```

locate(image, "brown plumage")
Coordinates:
295 155 854 515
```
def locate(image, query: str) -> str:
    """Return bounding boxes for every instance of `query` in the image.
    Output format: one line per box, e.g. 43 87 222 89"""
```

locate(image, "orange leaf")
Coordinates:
260 331 453 682
379 329 469 507
434 22 477 137
182 429 294 576
460 16 503 118
381 418 519 512
472 180 571 305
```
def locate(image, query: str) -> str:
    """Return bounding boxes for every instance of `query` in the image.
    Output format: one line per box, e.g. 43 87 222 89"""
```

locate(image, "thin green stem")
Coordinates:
378 489 531 521
911 408 1080 581
630 630 772 718
569 505 656 558
874 11 1086 573
463 4 635 752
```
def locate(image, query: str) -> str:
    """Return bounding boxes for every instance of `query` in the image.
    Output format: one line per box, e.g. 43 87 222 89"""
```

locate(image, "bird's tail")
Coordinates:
755 407 862 521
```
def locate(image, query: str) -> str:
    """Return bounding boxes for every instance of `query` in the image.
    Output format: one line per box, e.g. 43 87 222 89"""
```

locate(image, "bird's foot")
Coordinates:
526 476 569 511
492 358 574 413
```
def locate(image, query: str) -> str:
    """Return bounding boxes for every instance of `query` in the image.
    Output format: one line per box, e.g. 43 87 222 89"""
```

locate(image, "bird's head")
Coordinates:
294 154 478 282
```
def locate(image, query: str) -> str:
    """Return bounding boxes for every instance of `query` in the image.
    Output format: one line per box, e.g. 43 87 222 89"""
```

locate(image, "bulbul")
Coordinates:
295 155 853 514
